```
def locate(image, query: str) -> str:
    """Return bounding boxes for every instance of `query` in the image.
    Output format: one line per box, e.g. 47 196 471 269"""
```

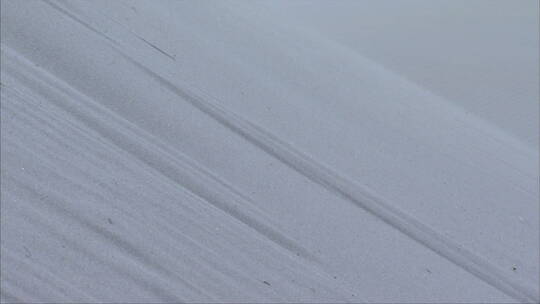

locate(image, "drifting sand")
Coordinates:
1 1 538 302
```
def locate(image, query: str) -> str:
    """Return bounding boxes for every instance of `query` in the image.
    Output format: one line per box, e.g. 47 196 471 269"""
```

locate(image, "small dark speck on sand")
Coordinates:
263 280 271 286
512 266 517 271
107 218 113 225
23 246 31 258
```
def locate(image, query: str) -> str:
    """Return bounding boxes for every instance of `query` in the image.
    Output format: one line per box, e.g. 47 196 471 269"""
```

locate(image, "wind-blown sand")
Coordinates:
1 1 538 302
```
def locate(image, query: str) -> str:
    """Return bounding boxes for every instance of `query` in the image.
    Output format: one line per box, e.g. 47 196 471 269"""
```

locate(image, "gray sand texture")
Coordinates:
1 1 538 303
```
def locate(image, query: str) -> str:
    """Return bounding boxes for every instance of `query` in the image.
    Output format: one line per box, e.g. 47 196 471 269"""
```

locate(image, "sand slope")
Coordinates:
1 1 538 302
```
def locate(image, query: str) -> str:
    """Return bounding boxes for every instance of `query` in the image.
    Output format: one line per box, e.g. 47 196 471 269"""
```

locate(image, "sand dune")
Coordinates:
1 1 538 302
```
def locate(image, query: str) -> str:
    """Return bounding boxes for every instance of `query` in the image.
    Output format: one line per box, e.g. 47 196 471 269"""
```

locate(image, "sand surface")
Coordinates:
1 1 538 302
